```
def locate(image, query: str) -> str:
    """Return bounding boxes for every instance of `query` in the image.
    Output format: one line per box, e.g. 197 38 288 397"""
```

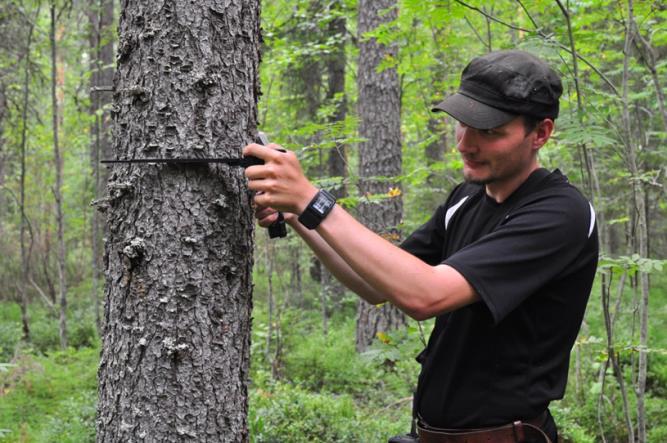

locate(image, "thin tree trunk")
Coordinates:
600 271 634 443
265 233 274 363
50 1 68 349
621 1 650 440
97 0 260 440
42 228 57 304
289 244 303 307
355 0 406 353
425 25 450 191
320 270 329 337
325 0 348 200
555 0 608 253
18 8 39 342
324 0 348 311
0 85 5 218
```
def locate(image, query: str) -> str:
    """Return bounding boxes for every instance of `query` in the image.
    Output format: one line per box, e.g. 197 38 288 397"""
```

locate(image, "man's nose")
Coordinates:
456 125 477 153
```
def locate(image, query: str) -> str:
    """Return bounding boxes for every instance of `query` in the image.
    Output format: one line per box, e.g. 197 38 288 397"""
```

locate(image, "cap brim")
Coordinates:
432 93 517 130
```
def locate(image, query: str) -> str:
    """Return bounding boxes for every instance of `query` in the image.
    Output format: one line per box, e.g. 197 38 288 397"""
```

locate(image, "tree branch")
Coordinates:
448 0 620 96
453 0 532 32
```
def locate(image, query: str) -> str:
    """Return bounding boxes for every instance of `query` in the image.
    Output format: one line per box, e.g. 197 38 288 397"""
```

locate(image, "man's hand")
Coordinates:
255 205 296 228
243 143 318 215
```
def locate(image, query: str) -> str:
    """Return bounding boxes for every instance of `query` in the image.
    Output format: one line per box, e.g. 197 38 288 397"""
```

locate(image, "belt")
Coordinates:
417 412 551 443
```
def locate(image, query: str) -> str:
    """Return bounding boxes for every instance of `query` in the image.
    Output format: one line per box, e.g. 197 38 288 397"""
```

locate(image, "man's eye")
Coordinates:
481 129 497 135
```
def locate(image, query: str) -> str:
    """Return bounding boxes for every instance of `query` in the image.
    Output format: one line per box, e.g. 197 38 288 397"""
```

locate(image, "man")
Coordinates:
244 50 598 443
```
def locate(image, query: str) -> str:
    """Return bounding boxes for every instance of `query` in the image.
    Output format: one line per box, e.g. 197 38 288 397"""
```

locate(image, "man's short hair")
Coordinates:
522 115 543 135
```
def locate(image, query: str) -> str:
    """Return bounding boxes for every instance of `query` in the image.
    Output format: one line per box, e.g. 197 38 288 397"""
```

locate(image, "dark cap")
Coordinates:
433 50 563 129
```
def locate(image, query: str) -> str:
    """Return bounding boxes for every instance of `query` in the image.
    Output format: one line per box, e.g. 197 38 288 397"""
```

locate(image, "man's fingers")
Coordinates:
254 205 280 228
242 142 268 159
253 191 273 209
243 143 284 161
258 211 280 228
255 206 277 220
247 178 274 193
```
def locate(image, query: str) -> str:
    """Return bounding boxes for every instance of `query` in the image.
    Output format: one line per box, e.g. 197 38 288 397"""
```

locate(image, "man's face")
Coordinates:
455 116 537 187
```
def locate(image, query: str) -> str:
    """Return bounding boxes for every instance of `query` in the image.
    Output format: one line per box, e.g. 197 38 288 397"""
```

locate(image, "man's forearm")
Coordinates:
313 205 478 320
286 216 387 305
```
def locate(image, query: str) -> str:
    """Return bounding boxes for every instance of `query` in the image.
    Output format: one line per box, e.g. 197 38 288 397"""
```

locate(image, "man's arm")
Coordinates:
313 205 478 320
244 143 480 320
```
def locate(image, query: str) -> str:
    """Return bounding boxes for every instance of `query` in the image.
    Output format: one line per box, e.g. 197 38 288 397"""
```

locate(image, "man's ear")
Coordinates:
532 118 554 150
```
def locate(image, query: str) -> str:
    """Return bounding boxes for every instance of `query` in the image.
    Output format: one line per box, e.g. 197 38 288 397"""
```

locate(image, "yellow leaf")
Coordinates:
381 232 400 242
388 187 402 197
376 331 391 344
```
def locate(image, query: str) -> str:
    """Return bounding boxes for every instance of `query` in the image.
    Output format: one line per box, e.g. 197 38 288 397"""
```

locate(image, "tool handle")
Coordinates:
268 212 287 239
255 132 287 239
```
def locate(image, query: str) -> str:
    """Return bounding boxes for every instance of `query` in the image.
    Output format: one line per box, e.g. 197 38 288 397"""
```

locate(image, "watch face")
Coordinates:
312 195 332 215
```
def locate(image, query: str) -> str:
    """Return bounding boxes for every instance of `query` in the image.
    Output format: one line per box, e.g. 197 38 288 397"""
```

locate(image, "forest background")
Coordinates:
0 0 666 441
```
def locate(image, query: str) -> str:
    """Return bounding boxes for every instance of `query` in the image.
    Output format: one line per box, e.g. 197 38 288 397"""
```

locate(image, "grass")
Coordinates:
0 346 98 442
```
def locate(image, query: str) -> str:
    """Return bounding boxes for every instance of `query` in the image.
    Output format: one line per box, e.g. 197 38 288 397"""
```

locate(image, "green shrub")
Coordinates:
250 382 357 442
68 311 99 350
550 404 597 443
647 394 667 443
29 315 61 354
249 382 408 442
281 319 377 397
0 322 21 361
35 391 96 443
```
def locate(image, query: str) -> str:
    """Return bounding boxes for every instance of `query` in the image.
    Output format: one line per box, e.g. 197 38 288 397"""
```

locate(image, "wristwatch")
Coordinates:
298 189 336 229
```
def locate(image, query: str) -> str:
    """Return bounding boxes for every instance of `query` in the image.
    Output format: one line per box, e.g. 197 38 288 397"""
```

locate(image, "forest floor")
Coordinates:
0 273 665 442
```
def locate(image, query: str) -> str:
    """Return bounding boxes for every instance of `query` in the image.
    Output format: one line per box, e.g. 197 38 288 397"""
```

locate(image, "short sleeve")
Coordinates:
444 190 597 324
400 205 446 266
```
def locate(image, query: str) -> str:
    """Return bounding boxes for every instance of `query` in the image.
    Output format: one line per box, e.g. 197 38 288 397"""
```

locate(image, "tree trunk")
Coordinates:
50 1 68 349
18 8 39 342
621 1 650 440
355 0 406 353
0 84 6 212
556 0 608 253
424 24 452 210
325 0 348 200
88 0 115 333
97 1 260 441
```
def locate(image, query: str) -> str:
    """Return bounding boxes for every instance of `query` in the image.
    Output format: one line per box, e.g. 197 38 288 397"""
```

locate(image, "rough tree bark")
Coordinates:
88 0 115 332
355 0 406 352
97 0 260 441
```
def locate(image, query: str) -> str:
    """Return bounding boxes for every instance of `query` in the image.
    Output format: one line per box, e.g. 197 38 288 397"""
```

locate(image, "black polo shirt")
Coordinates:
400 168 598 428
